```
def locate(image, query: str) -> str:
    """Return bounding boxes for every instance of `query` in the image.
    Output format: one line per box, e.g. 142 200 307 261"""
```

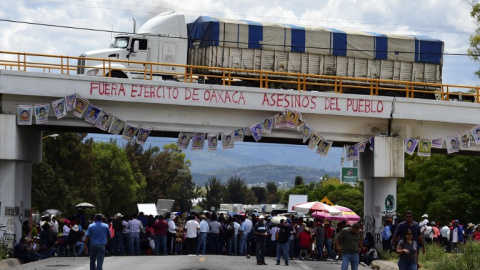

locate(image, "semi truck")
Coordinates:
78 11 443 97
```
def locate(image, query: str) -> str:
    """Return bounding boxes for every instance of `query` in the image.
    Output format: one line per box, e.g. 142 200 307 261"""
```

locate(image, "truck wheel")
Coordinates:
108 71 128 78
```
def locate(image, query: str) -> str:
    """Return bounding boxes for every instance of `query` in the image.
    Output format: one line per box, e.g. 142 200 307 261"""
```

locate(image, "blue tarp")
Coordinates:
186 16 443 64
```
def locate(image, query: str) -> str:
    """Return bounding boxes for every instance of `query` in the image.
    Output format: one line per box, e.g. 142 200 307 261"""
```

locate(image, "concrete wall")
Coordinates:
0 114 41 246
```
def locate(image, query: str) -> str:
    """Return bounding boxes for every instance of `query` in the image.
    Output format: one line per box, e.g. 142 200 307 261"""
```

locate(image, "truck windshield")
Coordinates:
112 37 130 48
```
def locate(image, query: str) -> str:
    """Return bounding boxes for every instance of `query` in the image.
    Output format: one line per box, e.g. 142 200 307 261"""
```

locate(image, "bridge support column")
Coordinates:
359 136 404 248
0 114 41 246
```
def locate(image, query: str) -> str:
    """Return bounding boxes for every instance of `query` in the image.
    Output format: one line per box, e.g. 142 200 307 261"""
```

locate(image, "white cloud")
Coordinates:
0 0 478 84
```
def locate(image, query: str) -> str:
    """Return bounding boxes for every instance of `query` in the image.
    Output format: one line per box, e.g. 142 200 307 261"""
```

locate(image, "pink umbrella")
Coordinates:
292 202 342 214
311 211 346 221
333 205 361 222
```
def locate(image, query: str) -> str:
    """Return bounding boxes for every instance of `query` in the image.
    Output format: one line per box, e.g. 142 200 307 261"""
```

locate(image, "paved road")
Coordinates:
10 255 371 270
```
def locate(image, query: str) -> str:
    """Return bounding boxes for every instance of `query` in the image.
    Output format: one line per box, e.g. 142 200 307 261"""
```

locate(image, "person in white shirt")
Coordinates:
185 215 200 255
269 225 279 257
440 223 451 251
422 224 434 244
167 214 177 255
419 214 429 230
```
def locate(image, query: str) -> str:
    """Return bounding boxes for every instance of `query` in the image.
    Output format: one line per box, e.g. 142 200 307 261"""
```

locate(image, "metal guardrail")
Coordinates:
0 50 479 102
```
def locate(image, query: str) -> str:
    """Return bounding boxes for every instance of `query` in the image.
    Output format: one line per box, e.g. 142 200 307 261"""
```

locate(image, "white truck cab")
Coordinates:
78 11 188 80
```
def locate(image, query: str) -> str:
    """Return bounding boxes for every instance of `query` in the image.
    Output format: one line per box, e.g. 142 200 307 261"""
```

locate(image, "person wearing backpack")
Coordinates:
275 219 292 266
421 223 434 244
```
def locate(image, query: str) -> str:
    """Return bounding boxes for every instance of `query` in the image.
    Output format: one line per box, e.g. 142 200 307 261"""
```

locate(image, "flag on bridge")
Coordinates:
17 105 33 125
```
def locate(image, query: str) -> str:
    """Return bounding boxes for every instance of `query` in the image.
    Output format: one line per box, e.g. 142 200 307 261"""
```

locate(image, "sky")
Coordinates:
2 0 480 173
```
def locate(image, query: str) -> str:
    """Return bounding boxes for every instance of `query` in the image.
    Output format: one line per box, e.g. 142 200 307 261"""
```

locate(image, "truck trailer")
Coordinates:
78 11 443 97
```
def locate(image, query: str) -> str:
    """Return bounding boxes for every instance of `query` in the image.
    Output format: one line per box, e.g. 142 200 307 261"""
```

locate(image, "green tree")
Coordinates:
251 186 268 203
92 142 139 214
294 175 305 186
134 143 195 212
201 176 225 210
32 133 96 216
469 1 480 77
399 154 480 224
266 181 278 195
225 176 257 204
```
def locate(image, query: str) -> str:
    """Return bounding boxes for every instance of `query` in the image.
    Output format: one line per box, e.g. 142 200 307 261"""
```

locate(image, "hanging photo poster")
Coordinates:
357 141 366 153
34 103 50 124
308 131 322 150
460 132 471 149
122 123 139 142
446 135 460 154
207 133 219 151
285 109 299 128
65 93 76 111
316 139 332 157
346 145 359 161
95 111 113 131
404 138 419 155
369 137 374 151
417 139 432 157
222 131 235 149
136 127 152 145
296 113 305 129
74 95 89 118
191 133 206 150
431 138 444 149
177 133 192 150
274 110 287 128
471 124 480 145
302 124 312 143
52 98 67 119
261 117 273 133
108 117 127 135
234 128 246 141
84 105 102 124
17 105 33 125
250 123 262 141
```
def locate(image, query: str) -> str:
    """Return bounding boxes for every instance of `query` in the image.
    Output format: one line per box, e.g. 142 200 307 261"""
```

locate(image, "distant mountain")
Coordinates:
192 164 339 186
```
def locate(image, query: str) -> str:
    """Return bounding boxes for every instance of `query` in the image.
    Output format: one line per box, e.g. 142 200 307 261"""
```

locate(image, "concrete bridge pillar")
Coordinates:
0 114 41 246
359 136 404 247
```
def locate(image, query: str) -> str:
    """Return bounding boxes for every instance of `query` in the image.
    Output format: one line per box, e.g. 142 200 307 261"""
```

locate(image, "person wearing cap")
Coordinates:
167 214 177 255
67 224 84 256
112 213 125 255
297 226 312 259
465 223 475 241
84 214 111 270
421 221 433 244
431 222 440 244
449 220 464 252
419 214 429 231
196 215 209 255
253 215 268 265
336 222 363 270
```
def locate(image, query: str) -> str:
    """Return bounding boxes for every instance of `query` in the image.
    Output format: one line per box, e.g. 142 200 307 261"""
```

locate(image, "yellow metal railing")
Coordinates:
0 50 479 102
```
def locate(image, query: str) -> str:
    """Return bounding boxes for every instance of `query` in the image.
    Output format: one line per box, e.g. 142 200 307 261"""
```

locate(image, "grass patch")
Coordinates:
0 244 9 260
380 242 480 270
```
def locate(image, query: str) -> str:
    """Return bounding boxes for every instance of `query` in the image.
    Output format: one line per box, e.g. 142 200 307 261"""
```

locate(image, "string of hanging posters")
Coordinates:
15 93 480 156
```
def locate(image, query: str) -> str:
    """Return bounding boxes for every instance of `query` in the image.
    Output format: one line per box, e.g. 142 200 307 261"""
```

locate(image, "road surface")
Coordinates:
10 255 372 270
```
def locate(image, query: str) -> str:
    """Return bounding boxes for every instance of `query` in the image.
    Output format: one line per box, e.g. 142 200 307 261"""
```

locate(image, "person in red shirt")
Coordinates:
324 221 336 260
298 227 312 259
152 215 169 255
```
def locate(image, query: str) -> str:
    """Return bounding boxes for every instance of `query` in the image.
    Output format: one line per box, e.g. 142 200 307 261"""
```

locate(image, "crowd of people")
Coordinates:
14 209 479 270
14 210 370 267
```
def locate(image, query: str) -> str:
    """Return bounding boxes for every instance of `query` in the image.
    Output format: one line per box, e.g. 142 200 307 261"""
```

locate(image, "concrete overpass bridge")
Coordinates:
1 66 480 246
